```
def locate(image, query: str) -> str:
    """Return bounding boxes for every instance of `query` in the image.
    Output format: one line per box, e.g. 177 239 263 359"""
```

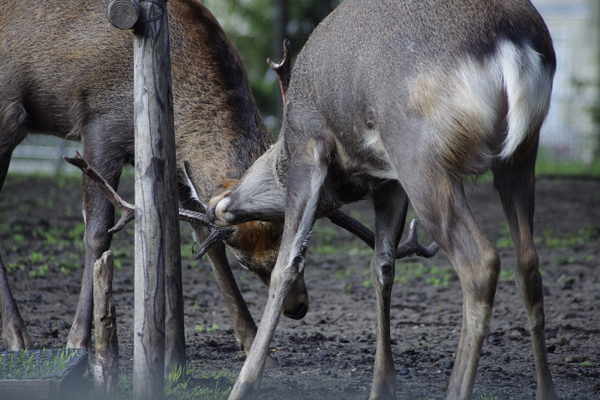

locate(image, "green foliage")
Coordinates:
28 265 49 278
495 221 513 249
536 151 600 176
333 265 357 279
12 233 26 248
0 349 80 379
115 366 234 400
203 0 337 131
29 252 45 264
499 269 515 282
536 226 600 250
479 394 499 400
395 262 455 287
195 324 219 333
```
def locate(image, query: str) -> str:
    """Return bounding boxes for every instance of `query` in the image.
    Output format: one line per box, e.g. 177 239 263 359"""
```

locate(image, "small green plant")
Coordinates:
166 363 185 385
0 349 80 379
13 233 26 247
67 222 86 240
7 261 25 273
499 269 515 282
29 252 45 264
334 265 356 279
195 324 219 333
536 226 600 250
160 367 234 400
28 265 49 278
496 221 513 249
479 394 499 400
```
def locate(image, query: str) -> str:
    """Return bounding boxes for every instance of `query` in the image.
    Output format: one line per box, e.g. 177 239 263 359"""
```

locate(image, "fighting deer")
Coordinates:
0 0 434 356
0 0 308 353
209 0 557 399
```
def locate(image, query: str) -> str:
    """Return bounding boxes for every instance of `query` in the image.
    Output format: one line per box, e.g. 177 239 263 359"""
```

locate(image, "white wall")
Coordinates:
533 0 600 162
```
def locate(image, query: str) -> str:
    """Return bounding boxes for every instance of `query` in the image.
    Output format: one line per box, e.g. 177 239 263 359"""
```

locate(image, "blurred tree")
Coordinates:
203 0 342 133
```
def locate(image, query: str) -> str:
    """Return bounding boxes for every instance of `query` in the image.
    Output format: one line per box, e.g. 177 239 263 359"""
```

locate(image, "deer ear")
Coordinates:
183 161 207 213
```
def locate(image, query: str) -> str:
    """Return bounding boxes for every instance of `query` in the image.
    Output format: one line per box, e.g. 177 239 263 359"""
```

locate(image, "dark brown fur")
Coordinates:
0 0 302 353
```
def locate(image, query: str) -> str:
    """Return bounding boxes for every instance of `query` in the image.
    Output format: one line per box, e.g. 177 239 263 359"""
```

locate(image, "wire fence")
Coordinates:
8 135 83 175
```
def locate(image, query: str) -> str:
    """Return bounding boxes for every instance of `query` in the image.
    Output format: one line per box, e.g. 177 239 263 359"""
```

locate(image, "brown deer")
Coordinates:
208 0 558 399
0 0 434 356
0 0 293 353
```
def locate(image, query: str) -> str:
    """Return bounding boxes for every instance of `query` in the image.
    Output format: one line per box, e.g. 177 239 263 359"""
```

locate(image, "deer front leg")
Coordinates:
203 238 259 355
369 182 408 400
0 254 33 350
225 141 329 400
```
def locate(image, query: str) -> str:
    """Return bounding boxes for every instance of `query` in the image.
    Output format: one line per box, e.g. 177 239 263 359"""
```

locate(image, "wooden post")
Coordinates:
131 0 180 398
106 0 185 390
93 251 119 398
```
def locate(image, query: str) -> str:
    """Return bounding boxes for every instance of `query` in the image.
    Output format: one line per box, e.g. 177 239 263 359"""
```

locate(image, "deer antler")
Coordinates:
65 152 436 261
64 151 232 259
267 39 292 103
327 212 439 259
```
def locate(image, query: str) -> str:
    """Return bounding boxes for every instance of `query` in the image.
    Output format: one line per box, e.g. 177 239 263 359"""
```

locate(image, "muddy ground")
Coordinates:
0 173 599 400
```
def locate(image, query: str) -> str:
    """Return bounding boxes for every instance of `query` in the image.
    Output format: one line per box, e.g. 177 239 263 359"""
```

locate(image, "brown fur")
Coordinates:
0 0 299 352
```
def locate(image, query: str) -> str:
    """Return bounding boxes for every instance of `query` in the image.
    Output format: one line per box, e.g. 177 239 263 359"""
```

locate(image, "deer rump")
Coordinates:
210 1 557 400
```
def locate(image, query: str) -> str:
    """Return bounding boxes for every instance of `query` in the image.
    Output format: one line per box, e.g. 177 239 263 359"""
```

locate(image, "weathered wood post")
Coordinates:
106 0 184 398
93 251 119 398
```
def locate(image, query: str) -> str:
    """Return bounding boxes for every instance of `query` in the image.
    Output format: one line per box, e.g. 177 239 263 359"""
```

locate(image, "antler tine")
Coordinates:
178 208 234 259
267 39 292 103
395 219 439 259
327 211 438 260
64 152 233 258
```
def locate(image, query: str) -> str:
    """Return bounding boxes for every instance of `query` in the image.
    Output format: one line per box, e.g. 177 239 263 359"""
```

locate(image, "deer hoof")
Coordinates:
369 383 396 400
229 381 258 400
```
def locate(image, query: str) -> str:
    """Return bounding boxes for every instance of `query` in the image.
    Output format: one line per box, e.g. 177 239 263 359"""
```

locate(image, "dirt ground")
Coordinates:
0 173 599 400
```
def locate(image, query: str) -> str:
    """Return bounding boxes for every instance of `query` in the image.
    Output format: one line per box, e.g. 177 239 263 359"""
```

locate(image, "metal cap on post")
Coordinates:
106 0 141 30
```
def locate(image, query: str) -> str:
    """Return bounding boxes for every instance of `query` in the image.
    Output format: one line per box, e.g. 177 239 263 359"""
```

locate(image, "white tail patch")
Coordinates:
411 40 553 173
497 41 553 159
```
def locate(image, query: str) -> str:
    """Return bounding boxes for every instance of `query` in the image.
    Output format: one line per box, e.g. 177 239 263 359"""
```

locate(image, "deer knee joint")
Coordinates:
375 262 395 288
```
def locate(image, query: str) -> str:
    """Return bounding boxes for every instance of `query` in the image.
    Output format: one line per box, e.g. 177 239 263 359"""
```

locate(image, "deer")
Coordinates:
208 0 558 399
0 0 435 359
0 0 309 354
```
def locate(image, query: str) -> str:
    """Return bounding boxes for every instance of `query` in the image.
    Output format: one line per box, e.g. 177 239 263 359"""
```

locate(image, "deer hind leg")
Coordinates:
369 181 408 400
0 99 32 350
228 138 329 400
67 125 125 351
493 153 557 400
404 171 499 400
0 254 32 350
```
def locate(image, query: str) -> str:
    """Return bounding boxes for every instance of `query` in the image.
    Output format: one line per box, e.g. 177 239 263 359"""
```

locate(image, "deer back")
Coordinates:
283 0 555 181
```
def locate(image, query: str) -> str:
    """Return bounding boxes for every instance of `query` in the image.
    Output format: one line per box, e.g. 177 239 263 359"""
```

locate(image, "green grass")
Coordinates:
394 261 455 287
195 324 219 333
0 349 81 379
114 366 235 400
535 155 600 176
